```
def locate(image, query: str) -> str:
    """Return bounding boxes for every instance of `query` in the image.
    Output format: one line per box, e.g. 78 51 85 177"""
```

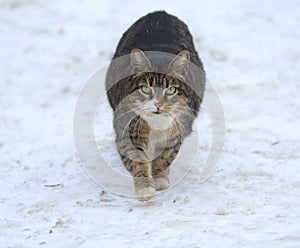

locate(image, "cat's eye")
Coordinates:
141 85 152 94
165 86 177 95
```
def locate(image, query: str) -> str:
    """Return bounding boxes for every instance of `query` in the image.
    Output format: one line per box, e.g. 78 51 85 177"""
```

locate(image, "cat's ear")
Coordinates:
130 48 152 74
168 50 190 80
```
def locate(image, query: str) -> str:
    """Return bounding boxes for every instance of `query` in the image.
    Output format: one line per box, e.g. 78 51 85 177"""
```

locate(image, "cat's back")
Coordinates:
113 11 199 63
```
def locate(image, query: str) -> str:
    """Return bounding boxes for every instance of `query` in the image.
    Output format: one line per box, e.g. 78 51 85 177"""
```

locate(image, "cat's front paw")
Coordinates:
154 177 170 190
136 187 155 202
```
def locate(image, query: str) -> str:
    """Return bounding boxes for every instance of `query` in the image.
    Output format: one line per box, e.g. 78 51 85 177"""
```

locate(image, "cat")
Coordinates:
105 11 205 201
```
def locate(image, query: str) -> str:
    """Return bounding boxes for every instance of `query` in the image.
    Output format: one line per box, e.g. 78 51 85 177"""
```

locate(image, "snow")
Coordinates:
1 0 300 247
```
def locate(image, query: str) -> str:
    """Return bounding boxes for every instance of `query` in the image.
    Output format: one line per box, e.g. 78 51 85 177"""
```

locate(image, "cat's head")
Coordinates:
126 49 193 130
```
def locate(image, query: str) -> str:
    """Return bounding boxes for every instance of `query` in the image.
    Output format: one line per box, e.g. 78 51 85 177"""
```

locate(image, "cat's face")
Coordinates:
124 49 192 129
127 73 190 129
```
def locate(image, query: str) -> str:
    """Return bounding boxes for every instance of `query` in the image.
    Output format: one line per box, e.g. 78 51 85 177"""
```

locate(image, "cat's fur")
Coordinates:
105 11 205 201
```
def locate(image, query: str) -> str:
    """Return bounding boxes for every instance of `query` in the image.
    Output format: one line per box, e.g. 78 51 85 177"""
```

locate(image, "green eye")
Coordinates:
165 86 176 95
141 85 151 94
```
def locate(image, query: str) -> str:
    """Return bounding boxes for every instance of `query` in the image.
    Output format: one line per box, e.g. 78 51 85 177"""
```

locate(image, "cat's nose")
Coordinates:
154 102 162 109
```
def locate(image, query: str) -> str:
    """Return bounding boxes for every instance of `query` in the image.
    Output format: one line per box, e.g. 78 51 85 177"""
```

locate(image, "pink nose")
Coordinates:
154 102 162 109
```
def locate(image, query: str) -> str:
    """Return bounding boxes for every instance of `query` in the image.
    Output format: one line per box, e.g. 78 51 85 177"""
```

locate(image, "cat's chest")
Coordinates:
145 128 174 160
142 115 174 130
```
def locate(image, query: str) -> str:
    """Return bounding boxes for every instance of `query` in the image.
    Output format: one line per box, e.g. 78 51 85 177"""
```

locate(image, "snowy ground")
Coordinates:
1 0 300 247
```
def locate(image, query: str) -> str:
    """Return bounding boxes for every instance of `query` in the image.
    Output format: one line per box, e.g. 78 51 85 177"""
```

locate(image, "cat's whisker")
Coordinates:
172 105 195 118
114 107 136 121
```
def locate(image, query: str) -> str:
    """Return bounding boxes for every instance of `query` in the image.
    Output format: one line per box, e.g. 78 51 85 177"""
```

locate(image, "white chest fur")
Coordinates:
142 115 174 130
145 128 169 161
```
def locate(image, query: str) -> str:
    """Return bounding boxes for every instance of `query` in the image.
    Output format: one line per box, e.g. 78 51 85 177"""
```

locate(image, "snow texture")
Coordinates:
0 0 300 247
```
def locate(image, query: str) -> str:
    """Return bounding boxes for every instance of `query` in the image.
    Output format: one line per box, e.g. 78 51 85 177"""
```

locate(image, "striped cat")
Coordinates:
106 11 205 201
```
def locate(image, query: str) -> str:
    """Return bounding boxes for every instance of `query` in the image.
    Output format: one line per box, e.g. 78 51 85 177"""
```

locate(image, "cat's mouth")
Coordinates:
152 110 161 115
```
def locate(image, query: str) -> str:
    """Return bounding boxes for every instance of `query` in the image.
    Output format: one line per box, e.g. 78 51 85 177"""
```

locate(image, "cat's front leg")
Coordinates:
120 154 155 201
132 161 155 201
118 152 156 202
115 116 155 201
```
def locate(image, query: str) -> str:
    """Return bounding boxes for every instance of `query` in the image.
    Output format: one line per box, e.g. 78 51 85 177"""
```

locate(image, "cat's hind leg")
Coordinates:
153 168 170 191
152 141 181 190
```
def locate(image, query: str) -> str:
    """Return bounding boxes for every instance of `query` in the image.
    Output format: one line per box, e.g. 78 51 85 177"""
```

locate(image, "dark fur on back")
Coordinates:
113 11 203 66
